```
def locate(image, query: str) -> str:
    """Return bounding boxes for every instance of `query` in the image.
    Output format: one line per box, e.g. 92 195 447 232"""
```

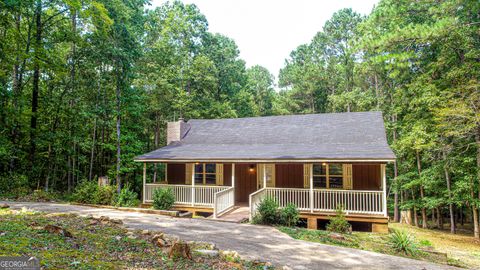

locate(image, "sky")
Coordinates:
149 0 379 79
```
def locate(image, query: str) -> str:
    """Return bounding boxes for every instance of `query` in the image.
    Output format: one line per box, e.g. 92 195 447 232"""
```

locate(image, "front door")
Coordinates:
235 163 257 204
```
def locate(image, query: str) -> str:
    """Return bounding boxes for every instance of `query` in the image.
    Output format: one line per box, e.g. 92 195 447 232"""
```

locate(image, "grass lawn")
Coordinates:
0 208 269 269
389 223 480 269
279 223 480 269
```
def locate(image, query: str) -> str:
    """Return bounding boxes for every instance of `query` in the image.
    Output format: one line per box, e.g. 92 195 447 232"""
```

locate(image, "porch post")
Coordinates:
232 163 235 203
143 162 146 204
309 164 314 213
381 164 387 217
263 164 267 188
191 164 195 206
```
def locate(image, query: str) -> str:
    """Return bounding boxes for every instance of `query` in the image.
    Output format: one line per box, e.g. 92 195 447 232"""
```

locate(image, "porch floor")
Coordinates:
213 206 249 223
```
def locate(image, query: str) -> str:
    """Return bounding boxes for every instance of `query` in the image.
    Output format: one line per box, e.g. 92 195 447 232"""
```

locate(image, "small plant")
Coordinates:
93 185 116 205
152 188 175 210
115 184 140 207
253 196 279 225
326 206 351 233
280 203 299 227
419 239 432 247
71 180 98 204
388 229 418 255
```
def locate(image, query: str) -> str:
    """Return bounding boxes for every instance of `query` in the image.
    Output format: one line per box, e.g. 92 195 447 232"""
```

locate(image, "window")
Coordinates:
312 163 343 189
194 163 216 185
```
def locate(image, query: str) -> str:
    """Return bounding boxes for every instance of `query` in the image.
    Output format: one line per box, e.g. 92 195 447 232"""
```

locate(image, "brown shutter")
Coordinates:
216 164 224 186
185 163 193 185
343 164 353 189
304 164 312 188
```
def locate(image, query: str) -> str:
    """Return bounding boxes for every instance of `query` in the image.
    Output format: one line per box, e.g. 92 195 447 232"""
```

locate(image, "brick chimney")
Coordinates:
167 118 186 145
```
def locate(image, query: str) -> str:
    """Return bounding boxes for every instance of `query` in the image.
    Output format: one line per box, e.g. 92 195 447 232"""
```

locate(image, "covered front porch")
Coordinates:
141 162 388 223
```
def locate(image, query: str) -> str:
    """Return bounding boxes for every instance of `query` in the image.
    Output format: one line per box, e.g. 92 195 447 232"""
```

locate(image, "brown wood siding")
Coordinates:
275 164 304 188
223 163 232 186
352 164 381 190
166 163 185 184
235 164 257 203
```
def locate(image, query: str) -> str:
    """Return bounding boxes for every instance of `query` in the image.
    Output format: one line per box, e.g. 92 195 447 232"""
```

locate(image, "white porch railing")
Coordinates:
194 186 229 206
313 189 383 215
265 188 311 211
144 184 228 207
250 188 385 220
213 187 235 218
248 188 266 221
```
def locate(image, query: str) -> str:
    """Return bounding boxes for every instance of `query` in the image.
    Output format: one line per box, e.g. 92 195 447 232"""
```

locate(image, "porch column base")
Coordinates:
372 223 388 233
307 217 317 230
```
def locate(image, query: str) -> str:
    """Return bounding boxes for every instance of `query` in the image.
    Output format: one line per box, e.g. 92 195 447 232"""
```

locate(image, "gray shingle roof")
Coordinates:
135 111 396 161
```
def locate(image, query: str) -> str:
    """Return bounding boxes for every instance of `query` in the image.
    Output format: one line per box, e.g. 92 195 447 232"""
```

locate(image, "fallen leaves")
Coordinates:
38 224 74 238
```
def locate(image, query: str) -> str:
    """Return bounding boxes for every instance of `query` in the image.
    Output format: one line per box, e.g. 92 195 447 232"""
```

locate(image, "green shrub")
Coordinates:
93 185 116 205
419 239 432 247
389 229 418 255
152 188 175 210
71 180 98 204
280 203 299 227
27 189 60 202
326 206 351 233
115 184 140 207
253 196 279 225
0 173 30 198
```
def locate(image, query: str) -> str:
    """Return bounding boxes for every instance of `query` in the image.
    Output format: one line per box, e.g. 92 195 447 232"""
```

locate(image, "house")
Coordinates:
135 111 395 232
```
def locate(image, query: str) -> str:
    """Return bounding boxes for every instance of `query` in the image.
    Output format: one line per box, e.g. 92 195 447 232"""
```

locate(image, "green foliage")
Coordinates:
114 184 140 207
152 188 175 210
419 239 432 247
280 203 300 227
0 174 30 198
252 196 280 225
388 229 418 255
71 181 98 204
326 206 351 233
25 190 61 202
93 185 116 205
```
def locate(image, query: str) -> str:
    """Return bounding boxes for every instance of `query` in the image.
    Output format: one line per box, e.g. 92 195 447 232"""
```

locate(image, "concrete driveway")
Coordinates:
2 201 456 270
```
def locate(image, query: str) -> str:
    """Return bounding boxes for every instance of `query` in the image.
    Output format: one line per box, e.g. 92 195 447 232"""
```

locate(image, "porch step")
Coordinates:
213 206 249 223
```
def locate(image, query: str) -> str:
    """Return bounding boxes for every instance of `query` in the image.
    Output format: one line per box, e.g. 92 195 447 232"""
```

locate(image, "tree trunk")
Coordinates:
67 155 72 193
416 150 427 228
30 0 42 174
431 209 436 228
474 126 480 238
44 143 52 191
115 64 122 193
443 150 456 233
412 190 419 227
72 141 76 186
10 13 22 172
89 68 102 181
392 114 400 222
436 207 442 229
153 113 159 182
